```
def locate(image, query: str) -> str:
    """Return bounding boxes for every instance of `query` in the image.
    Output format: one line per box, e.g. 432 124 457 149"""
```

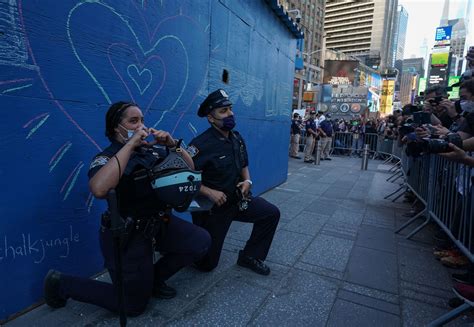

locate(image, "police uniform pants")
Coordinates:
191 196 280 272
289 133 300 157
58 216 210 316
304 135 315 161
320 137 332 159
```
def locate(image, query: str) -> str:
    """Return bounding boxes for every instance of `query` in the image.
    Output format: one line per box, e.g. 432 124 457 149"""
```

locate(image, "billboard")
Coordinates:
320 85 368 116
418 77 427 95
431 47 450 66
380 79 395 115
323 60 359 85
435 26 452 41
295 38 304 70
448 76 460 99
428 66 449 86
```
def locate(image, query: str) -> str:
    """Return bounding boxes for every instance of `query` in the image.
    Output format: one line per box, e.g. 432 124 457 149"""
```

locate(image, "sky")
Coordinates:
399 0 473 59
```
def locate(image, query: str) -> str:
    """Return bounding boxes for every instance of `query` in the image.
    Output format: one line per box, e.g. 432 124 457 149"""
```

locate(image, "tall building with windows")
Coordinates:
392 5 408 67
399 57 424 105
280 0 326 83
448 18 467 76
323 0 398 70
438 0 470 75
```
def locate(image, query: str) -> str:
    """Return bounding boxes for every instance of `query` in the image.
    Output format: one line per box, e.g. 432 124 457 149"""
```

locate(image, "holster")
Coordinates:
102 211 171 250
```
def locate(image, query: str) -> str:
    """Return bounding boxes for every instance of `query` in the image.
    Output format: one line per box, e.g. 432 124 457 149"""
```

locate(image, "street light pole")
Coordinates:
298 48 325 111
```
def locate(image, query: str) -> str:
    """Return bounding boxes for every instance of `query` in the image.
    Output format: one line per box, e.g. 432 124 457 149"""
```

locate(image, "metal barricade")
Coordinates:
363 133 379 155
388 148 474 325
391 142 403 159
376 137 395 161
331 132 353 155
427 156 474 260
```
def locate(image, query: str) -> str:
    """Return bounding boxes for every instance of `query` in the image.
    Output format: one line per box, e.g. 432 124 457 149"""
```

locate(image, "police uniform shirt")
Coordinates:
88 141 167 217
189 127 248 202
305 118 316 136
291 119 301 135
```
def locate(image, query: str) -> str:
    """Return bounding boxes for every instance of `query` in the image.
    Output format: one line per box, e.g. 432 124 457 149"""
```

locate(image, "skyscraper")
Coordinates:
399 58 424 105
324 0 398 70
392 5 408 67
448 18 467 76
440 0 450 26
438 0 469 76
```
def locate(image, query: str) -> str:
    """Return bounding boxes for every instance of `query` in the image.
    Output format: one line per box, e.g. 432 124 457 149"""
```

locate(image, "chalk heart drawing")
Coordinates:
127 64 152 95
107 43 166 112
67 1 191 126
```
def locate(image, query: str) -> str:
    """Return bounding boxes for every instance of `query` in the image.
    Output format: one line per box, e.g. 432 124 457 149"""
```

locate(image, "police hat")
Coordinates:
198 89 232 117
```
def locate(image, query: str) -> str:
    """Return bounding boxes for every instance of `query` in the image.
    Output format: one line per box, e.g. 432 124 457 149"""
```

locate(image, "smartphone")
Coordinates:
413 112 431 125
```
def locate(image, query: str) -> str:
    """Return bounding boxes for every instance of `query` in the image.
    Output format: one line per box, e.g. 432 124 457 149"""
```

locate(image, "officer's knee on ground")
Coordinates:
191 228 212 260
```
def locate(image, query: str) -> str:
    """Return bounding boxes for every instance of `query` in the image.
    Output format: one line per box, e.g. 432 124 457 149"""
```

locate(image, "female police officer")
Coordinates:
43 101 210 316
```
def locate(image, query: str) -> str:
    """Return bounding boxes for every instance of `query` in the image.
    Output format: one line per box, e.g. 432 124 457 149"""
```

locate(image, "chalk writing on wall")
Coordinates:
0 225 80 264
0 0 38 70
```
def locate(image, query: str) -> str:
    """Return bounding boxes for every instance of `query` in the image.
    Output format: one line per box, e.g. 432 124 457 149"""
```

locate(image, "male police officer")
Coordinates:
188 89 280 275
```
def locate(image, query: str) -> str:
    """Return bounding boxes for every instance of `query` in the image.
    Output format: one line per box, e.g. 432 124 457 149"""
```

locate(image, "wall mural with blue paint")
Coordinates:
0 0 296 320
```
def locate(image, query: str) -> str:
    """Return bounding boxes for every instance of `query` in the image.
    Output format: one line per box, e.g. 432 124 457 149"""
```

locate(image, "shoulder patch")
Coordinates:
89 156 109 170
186 145 199 158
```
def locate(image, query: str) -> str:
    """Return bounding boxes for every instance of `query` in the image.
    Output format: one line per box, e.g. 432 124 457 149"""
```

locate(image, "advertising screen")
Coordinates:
435 26 452 41
448 76 460 99
323 60 359 85
428 66 448 86
380 79 395 115
418 77 427 95
328 86 368 115
431 52 449 66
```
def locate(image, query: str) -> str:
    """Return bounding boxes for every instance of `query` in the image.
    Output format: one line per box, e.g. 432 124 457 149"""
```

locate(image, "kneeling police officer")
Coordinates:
189 89 280 275
43 101 211 316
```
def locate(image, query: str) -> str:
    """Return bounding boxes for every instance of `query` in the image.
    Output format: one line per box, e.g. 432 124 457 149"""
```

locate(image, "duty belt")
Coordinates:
101 211 170 240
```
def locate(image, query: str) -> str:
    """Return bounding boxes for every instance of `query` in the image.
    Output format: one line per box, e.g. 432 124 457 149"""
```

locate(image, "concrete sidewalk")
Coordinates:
7 156 474 326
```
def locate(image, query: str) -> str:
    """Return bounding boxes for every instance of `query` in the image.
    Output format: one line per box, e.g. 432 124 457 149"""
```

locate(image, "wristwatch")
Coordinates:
244 179 253 186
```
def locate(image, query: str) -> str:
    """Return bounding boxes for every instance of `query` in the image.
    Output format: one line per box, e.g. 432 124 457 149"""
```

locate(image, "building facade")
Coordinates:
280 0 326 83
392 5 408 67
448 18 467 76
324 0 398 70
399 58 424 105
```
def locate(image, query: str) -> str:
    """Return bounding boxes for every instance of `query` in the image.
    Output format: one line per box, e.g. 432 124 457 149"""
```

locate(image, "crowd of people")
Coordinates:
290 111 392 160
289 50 474 310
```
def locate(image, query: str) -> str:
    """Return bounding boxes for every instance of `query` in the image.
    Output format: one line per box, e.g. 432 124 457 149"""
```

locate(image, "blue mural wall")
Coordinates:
0 0 296 321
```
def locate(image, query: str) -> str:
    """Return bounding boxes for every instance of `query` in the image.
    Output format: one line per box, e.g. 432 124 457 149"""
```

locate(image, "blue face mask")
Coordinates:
212 115 236 131
119 124 135 141
460 100 474 113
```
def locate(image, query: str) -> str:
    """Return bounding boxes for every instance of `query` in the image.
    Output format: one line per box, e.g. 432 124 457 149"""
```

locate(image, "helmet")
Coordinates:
133 146 202 212
149 148 201 212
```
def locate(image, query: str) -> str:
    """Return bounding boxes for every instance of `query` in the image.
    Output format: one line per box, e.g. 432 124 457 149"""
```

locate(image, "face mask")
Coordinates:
118 124 135 141
212 115 236 131
460 100 474 113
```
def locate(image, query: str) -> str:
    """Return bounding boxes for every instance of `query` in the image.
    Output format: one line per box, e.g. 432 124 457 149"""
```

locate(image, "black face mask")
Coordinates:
212 115 236 131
